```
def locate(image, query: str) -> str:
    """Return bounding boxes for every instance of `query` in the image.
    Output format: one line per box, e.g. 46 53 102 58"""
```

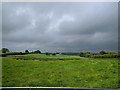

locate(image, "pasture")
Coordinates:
2 54 119 88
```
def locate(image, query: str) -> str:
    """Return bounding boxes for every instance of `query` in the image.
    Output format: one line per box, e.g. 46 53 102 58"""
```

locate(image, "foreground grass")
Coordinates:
2 55 119 88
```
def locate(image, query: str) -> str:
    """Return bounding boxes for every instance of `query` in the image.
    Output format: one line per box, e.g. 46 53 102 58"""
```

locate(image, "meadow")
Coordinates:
2 54 119 88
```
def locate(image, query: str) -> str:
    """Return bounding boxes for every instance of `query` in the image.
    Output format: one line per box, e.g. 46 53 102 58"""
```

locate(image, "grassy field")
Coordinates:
13 54 82 60
2 54 119 88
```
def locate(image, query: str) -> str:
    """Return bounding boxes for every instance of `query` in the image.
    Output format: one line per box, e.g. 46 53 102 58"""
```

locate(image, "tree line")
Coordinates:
80 51 120 58
0 48 41 54
0 48 41 57
0 48 119 58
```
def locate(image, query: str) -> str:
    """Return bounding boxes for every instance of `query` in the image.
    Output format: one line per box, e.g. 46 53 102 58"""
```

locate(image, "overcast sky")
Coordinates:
2 2 118 53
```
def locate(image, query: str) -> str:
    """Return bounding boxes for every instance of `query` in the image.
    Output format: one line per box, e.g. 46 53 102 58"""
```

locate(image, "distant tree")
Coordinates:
85 52 92 57
99 51 107 55
85 52 91 54
25 50 29 53
85 53 91 57
19 52 22 55
34 50 41 54
80 52 84 57
52 53 56 56
46 52 50 55
1 48 9 53
56 52 59 54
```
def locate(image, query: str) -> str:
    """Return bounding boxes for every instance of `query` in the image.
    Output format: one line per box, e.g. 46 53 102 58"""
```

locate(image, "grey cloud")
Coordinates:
2 2 118 53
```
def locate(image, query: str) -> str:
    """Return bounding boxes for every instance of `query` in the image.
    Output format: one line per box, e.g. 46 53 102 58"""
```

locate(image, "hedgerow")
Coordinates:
90 54 119 58
0 52 27 57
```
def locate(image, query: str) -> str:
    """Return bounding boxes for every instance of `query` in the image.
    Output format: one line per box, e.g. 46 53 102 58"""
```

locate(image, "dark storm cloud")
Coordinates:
2 2 118 52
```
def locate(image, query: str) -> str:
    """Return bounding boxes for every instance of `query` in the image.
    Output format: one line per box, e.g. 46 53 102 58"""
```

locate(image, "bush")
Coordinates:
25 50 29 53
84 54 90 57
80 52 84 57
91 53 119 58
99 51 107 55
46 52 50 55
0 52 27 57
34 50 41 54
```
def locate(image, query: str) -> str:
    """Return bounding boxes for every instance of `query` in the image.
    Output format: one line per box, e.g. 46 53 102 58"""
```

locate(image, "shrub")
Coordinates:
34 50 41 54
80 52 84 57
46 52 50 55
99 51 107 55
25 50 29 53
91 53 119 58
85 54 91 57
0 52 27 57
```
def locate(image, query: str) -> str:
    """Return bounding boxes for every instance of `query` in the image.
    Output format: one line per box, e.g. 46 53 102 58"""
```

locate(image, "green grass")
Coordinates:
14 54 81 60
2 54 119 88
